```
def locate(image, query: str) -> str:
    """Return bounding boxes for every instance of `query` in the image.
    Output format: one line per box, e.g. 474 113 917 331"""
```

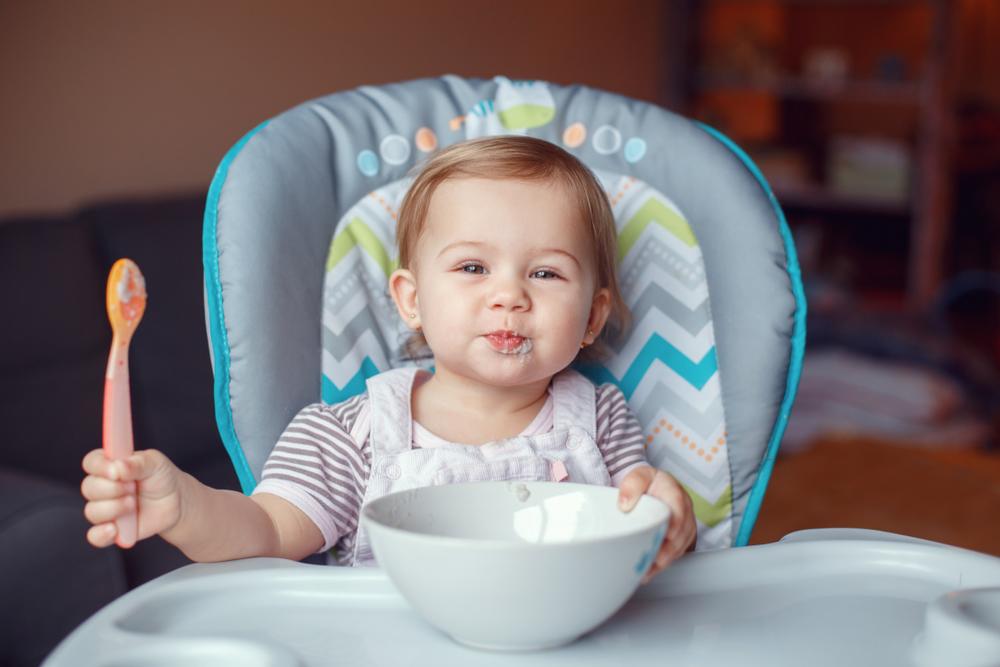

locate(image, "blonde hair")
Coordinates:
396 136 630 363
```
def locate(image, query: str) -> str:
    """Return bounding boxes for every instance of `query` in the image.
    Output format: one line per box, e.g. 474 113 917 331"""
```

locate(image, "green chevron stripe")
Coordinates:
681 482 732 528
619 197 696 261
326 217 397 277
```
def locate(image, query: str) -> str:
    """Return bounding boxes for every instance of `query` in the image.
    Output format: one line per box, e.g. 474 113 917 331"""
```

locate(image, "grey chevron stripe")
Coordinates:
651 444 731 492
622 238 705 293
698 521 734 550
322 306 392 361
635 382 724 438
324 271 362 309
624 282 712 339
324 253 391 306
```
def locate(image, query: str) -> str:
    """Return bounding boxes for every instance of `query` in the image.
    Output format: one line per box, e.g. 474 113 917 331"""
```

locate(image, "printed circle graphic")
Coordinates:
562 122 587 148
592 125 622 155
380 135 411 165
415 127 438 152
357 150 379 177
624 137 647 163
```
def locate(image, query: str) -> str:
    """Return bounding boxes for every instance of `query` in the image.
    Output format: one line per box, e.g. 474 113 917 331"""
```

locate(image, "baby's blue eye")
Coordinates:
459 263 485 274
531 269 561 280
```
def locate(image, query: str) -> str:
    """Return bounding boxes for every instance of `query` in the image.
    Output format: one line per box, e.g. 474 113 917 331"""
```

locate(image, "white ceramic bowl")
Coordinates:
362 480 670 651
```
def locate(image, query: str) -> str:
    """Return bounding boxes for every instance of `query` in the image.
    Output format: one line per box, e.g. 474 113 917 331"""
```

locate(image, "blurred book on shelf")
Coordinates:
827 136 911 205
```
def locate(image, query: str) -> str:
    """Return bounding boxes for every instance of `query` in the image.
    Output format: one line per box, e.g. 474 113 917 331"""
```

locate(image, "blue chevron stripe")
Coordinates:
575 333 718 399
322 357 381 404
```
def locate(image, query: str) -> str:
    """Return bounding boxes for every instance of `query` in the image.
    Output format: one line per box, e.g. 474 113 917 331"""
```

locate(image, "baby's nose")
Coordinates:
490 277 530 311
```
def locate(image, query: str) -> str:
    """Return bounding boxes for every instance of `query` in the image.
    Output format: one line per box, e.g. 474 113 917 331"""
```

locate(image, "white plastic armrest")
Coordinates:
779 528 956 549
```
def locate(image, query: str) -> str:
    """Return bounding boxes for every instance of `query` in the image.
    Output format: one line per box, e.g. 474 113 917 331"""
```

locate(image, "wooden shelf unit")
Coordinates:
671 0 956 310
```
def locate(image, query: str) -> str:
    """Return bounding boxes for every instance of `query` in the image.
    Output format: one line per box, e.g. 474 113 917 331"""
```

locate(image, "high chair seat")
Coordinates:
203 75 806 550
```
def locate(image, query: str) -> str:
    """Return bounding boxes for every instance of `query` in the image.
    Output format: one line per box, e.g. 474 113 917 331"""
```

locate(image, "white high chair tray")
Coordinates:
46 530 1000 667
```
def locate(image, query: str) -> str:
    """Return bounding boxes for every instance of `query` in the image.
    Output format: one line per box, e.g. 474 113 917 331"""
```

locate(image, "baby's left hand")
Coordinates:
617 465 696 583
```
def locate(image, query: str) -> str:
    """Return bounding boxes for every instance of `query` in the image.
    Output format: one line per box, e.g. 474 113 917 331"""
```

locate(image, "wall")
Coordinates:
0 0 669 216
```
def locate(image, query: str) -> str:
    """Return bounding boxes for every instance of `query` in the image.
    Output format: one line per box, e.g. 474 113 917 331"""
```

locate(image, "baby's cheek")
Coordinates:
558 300 593 340
420 313 462 354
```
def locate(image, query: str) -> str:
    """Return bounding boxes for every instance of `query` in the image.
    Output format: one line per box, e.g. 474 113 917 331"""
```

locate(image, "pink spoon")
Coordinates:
102 258 146 548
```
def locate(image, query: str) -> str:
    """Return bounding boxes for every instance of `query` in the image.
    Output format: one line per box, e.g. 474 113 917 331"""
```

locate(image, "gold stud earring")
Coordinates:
409 313 416 319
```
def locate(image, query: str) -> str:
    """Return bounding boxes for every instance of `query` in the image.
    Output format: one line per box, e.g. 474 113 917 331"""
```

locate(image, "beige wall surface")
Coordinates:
0 0 669 216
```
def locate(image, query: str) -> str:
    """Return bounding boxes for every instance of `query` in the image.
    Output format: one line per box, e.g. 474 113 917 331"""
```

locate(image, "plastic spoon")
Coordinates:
102 258 146 548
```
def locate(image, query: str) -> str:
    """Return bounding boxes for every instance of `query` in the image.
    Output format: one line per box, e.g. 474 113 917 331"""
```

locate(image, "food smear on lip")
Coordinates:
485 331 533 355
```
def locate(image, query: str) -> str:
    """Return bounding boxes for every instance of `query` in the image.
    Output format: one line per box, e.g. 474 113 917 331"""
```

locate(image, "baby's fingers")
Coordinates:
641 519 692 584
641 540 672 584
84 495 135 527
87 523 119 548
81 474 135 501
113 450 167 483
83 449 165 483
658 520 694 569
82 449 116 478
617 466 654 512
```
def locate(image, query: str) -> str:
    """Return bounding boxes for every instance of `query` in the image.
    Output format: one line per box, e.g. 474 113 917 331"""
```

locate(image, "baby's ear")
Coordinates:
588 287 612 335
389 268 421 330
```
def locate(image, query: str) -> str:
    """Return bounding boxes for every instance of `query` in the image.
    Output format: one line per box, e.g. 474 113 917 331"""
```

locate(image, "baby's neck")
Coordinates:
411 371 551 445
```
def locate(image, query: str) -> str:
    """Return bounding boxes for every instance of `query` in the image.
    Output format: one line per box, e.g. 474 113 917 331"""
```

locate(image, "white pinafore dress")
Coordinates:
349 367 613 565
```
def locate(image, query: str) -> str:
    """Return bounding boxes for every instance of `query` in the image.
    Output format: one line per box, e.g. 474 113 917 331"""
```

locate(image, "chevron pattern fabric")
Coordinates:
320 167 734 550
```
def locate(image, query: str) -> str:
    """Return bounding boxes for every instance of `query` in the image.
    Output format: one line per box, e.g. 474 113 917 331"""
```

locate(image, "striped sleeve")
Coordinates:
595 383 649 484
252 394 371 553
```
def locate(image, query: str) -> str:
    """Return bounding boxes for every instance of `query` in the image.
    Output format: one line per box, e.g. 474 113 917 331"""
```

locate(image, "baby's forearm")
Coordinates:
160 472 281 562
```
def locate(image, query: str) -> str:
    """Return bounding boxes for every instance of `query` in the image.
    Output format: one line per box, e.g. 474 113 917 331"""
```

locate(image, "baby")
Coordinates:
81 136 696 582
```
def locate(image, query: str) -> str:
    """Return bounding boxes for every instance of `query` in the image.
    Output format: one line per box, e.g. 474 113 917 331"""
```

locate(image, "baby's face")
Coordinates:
408 177 607 388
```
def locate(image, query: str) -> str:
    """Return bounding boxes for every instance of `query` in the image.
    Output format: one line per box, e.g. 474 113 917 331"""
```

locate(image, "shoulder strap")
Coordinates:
366 367 421 455
551 368 597 439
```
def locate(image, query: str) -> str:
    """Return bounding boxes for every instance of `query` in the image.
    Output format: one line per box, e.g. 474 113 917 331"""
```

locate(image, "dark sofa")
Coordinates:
0 194 241 666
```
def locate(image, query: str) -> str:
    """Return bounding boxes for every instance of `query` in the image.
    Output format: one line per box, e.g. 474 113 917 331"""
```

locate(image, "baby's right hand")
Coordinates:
81 449 184 549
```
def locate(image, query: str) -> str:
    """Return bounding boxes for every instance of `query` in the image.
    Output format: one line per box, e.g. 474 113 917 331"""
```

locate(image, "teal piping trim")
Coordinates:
203 120 271 495
696 122 808 547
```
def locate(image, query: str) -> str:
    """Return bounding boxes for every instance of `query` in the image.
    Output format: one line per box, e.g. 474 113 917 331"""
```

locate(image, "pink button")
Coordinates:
550 460 569 482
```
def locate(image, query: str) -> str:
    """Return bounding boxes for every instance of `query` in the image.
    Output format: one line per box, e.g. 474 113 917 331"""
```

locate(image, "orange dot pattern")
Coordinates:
563 122 586 148
368 192 398 220
415 127 438 152
648 418 727 463
605 177 636 207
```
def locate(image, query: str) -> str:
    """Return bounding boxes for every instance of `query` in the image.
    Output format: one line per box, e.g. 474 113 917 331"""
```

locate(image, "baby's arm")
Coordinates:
81 448 323 562
594 383 696 578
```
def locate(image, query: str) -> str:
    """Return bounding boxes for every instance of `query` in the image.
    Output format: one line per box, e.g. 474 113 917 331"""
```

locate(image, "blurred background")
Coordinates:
0 1 997 664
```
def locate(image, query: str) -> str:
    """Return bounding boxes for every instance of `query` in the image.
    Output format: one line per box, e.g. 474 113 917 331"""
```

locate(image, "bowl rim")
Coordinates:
361 481 671 550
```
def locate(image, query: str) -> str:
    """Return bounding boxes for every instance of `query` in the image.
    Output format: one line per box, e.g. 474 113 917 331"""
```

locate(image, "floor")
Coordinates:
748 436 1000 556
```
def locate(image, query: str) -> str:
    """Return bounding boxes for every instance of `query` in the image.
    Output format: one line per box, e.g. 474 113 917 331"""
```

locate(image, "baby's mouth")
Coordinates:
484 331 532 355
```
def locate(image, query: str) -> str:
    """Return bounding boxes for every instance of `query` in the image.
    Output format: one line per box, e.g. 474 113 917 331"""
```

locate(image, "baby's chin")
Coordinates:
429 341 576 387
471 355 570 388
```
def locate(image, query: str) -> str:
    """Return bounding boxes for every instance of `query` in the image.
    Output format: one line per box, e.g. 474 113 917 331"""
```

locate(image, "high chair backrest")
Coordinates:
203 75 806 550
